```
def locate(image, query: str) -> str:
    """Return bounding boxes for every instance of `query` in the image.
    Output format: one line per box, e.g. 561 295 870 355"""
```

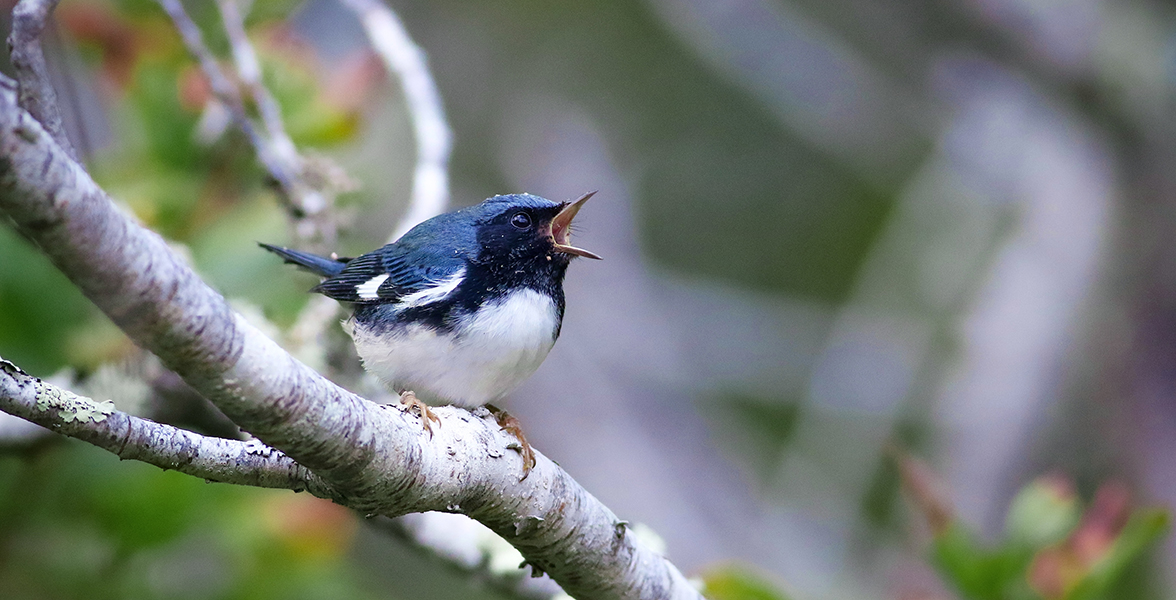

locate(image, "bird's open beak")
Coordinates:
550 191 602 260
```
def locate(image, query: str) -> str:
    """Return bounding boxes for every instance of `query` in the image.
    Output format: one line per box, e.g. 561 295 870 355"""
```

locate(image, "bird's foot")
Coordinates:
400 391 440 437
486 404 536 479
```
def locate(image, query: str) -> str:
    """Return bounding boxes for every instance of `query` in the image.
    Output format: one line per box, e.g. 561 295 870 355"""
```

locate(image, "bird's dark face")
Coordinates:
472 192 601 271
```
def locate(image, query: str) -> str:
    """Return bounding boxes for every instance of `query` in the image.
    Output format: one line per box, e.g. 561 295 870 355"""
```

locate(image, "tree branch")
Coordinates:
338 0 452 242
213 0 342 247
156 0 338 247
0 73 701 599
216 0 292 164
0 356 334 493
7 0 77 162
154 0 262 162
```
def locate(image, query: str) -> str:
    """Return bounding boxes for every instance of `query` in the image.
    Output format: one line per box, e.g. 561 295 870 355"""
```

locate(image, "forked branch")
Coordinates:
0 73 701 600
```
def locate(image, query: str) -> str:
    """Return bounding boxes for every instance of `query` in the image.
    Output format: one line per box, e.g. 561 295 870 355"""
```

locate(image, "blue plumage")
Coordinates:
261 192 599 409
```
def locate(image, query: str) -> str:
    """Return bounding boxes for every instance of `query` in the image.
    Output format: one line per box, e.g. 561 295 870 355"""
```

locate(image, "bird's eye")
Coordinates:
510 212 532 229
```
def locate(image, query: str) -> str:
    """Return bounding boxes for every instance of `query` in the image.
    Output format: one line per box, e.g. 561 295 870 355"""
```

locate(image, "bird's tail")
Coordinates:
259 243 348 277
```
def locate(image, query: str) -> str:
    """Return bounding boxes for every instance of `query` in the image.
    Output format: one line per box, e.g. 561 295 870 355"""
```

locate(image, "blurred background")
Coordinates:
0 0 1173 598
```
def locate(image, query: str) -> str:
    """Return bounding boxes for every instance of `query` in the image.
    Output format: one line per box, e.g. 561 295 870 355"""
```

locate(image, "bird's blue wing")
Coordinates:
312 222 473 304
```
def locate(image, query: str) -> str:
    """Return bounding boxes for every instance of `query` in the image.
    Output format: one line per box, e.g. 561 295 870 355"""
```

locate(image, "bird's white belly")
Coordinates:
348 289 559 408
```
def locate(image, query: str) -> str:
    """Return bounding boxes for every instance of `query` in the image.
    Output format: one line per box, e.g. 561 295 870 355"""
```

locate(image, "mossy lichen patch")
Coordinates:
34 384 114 423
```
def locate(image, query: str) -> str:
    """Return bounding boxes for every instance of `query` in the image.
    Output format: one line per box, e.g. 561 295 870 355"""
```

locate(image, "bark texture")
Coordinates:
0 73 700 600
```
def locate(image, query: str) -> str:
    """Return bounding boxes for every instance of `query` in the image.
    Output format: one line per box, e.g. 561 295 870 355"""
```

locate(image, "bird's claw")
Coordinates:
486 404 536 479
400 390 440 437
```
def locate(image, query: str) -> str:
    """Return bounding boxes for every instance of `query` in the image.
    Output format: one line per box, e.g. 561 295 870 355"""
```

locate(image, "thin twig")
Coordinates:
157 0 338 247
0 356 333 494
215 0 332 232
155 0 261 151
8 0 77 161
216 0 292 160
338 0 451 241
0 74 702 599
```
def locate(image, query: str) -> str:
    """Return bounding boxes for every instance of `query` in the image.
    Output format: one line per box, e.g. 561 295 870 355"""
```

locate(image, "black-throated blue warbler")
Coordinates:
261 192 600 473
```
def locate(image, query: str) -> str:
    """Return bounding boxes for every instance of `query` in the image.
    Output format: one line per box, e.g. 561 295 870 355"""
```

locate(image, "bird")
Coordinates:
261 192 600 474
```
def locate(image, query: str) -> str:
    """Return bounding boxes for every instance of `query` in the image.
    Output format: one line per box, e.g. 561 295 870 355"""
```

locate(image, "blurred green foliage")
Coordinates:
0 3 382 598
0 441 372 600
701 564 793 600
0 0 366 376
899 460 1171 600
704 393 804 484
0 226 101 374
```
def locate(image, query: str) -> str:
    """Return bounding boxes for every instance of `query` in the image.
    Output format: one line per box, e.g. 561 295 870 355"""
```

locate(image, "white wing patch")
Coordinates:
397 268 466 308
355 274 390 300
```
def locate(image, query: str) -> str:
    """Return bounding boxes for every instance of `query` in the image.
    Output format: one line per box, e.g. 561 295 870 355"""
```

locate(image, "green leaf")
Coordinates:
931 522 1008 600
261 51 360 147
1067 509 1170 600
702 565 792 600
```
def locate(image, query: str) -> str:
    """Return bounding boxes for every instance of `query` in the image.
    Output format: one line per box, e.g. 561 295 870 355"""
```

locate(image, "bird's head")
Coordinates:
469 192 602 266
